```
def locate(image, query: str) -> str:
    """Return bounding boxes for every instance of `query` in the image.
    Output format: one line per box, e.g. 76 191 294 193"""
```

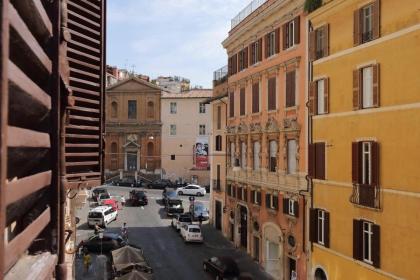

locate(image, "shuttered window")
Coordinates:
309 24 329 61
354 0 380 45
215 135 222 151
251 190 262 205
353 220 380 268
250 40 261 65
240 88 246 116
310 209 330 248
283 16 300 50
252 82 259 113
309 78 329 115
229 92 234 118
265 29 279 58
352 141 379 186
267 77 276 111
285 71 296 107
238 48 248 72
283 198 299 217
308 142 325 179
217 106 221 129
353 64 379 110
265 193 278 210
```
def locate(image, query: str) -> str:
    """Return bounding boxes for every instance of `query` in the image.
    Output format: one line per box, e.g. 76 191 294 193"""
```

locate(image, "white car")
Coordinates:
97 193 111 205
176 184 206 196
180 224 203 243
87 206 117 228
171 214 193 231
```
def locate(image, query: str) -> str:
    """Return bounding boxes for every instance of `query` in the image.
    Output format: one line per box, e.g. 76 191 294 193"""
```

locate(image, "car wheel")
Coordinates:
178 191 183 195
131 184 134 187
203 263 207 271
117 183 120 186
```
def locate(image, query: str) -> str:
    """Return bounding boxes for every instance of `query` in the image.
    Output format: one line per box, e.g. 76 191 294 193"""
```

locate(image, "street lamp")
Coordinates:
99 231 103 255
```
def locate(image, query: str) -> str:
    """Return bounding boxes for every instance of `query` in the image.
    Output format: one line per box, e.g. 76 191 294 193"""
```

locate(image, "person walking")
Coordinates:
121 222 128 243
94 224 102 235
198 213 203 227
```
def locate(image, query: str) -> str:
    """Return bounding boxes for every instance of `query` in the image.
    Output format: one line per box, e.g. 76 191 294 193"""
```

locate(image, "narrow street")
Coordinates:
75 186 270 280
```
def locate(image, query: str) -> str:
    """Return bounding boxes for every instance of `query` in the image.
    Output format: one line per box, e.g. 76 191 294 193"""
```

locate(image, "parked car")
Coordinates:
98 193 111 205
87 206 117 228
165 199 184 217
162 188 177 205
82 233 126 253
92 187 108 201
176 184 206 196
203 256 240 280
190 202 210 221
180 224 203 243
203 184 210 193
148 179 173 189
171 213 192 231
112 177 143 188
129 190 148 206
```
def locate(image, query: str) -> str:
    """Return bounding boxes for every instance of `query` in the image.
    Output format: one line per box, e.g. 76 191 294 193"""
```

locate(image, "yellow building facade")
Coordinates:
307 0 420 279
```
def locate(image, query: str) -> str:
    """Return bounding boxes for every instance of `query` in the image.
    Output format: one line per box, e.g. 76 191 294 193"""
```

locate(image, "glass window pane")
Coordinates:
362 67 373 108
287 140 297 174
317 80 325 114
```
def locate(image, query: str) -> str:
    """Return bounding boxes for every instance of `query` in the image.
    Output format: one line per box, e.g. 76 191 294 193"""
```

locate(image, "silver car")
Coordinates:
191 203 209 221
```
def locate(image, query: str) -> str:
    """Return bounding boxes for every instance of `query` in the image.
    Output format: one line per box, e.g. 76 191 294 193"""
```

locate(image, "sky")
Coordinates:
106 0 247 88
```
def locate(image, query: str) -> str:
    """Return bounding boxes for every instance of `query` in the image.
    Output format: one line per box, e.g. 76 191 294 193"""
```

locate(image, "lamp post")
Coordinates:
99 231 103 255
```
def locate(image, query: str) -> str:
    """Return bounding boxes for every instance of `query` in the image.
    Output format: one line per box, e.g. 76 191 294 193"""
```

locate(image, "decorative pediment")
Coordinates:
265 117 280 132
283 118 300 131
250 122 262 133
237 121 248 134
123 134 140 148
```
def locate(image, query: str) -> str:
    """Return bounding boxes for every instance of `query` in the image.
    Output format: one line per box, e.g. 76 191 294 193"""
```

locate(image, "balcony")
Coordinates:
213 179 221 192
350 184 380 209
231 0 268 29
213 65 228 87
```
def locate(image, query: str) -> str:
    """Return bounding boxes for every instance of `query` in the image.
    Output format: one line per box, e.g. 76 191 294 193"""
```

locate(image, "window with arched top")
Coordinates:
147 142 154 156
314 268 327 280
111 101 118 118
147 101 154 118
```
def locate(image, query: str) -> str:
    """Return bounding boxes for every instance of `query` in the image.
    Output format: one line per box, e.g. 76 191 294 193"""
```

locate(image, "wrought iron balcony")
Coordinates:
231 0 268 29
350 184 380 209
213 179 221 192
213 65 228 87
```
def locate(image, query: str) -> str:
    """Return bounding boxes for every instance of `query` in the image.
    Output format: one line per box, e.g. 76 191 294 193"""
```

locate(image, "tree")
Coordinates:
304 0 322 13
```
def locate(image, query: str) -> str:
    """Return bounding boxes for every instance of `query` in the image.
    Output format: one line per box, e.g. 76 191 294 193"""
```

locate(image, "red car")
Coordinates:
103 199 118 211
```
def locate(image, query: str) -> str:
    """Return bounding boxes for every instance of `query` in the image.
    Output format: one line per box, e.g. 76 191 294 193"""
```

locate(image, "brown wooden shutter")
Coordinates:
293 201 299 217
352 142 361 184
309 82 317 115
283 198 289 214
353 219 363 260
315 143 325 180
354 9 361 46
240 88 245 115
309 30 316 61
257 191 262 205
309 209 318 242
244 188 248 202
275 28 280 54
265 34 269 58
268 77 276 111
308 143 315 177
323 24 330 56
372 0 380 40
324 212 330 248
252 83 259 113
372 224 381 268
286 71 296 107
244 47 248 69
353 69 360 110
251 190 255 203
258 38 263 61
371 141 379 186
282 23 288 50
228 56 232 76
265 193 271 208
249 43 254 65
229 92 234 117
372 64 380 107
324 78 329 113
294 16 300 44
273 195 279 210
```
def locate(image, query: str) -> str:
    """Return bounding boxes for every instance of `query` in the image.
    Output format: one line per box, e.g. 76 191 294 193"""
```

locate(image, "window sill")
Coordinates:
267 208 278 215
251 61 262 67
266 53 278 61
251 112 262 117
285 45 298 52
268 109 278 114
239 114 247 119
285 106 298 112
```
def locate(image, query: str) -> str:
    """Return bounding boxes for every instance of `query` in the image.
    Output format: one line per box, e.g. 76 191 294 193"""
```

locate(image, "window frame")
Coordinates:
170 124 176 136
317 210 325 245
199 103 206 114
199 124 206 136
288 199 295 216
287 21 295 48
252 41 259 65
128 100 137 120
170 102 177 114
361 4 374 43
361 66 374 109
316 79 326 114
268 31 276 57
362 221 373 264
362 142 372 185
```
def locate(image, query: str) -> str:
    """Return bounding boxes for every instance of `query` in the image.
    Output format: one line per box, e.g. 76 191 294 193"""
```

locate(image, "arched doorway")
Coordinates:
262 223 283 279
314 267 328 280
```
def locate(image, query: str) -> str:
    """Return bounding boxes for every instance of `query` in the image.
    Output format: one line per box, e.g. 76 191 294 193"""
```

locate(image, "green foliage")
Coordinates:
304 0 323 13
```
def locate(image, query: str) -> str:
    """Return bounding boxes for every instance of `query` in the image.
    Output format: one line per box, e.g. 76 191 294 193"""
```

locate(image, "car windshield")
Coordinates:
189 228 200 233
169 201 182 206
88 212 103 218
100 194 110 199
167 191 177 197
180 217 192 222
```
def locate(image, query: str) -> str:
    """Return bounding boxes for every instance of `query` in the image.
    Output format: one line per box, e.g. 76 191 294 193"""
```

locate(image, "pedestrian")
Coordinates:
198 213 203 227
121 222 128 242
83 251 91 274
94 224 102 235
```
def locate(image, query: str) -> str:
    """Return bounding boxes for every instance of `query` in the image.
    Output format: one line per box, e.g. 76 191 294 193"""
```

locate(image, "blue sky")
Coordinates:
107 0 247 88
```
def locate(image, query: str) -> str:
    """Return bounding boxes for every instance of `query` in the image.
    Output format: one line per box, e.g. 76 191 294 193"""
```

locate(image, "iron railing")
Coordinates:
350 184 380 209
213 65 228 87
231 0 268 29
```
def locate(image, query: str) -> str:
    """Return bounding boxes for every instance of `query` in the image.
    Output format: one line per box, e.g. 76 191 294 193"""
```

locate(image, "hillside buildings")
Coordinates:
153 76 191 93
307 0 420 279
161 90 212 185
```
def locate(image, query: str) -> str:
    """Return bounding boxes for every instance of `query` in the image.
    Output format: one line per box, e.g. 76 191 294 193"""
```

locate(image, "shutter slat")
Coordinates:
294 16 300 44
372 0 380 40
372 224 380 268
352 142 360 184
309 30 316 61
353 219 362 260
324 78 329 113
354 9 361 46
372 64 380 107
309 81 316 115
5 171 51 206
325 212 330 248
68 0 101 19
309 208 318 242
353 69 360 110
7 126 50 148
371 142 379 186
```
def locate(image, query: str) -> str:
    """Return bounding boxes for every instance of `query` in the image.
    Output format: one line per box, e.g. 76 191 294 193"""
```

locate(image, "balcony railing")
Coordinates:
213 179 221 191
350 184 380 209
213 65 228 87
231 0 268 29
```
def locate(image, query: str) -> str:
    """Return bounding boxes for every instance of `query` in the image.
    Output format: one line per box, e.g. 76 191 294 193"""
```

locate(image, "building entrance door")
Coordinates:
127 151 137 171
215 201 222 230
240 205 247 249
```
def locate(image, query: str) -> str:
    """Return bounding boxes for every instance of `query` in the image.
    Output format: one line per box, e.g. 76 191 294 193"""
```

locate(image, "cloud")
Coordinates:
107 0 247 87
